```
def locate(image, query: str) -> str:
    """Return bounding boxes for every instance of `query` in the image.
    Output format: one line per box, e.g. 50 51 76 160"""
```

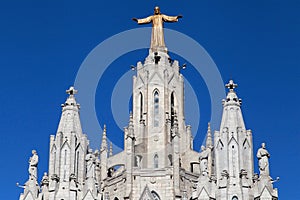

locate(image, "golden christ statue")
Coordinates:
133 6 182 52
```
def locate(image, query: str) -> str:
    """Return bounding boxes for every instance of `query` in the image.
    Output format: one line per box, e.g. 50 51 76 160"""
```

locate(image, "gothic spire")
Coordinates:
101 124 108 152
220 79 245 130
57 86 83 136
214 79 250 186
127 112 134 139
205 122 212 148
109 142 113 157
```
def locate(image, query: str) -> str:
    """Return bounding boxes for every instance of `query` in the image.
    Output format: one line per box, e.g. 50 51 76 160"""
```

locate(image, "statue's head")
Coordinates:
154 6 160 15
201 145 205 151
32 149 37 155
261 143 266 148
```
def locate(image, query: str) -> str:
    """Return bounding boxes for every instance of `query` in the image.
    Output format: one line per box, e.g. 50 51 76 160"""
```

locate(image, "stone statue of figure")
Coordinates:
93 150 101 185
41 172 49 192
28 150 39 179
199 145 210 176
41 172 49 185
133 6 182 52
85 149 96 179
257 143 270 176
135 155 142 167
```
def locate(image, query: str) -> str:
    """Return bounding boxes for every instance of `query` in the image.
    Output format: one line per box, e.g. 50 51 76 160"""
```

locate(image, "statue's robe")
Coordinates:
137 14 178 51
257 148 270 176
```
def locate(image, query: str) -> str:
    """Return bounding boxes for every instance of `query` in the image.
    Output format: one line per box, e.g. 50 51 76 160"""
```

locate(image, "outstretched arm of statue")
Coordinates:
177 15 183 19
132 16 152 24
162 14 182 22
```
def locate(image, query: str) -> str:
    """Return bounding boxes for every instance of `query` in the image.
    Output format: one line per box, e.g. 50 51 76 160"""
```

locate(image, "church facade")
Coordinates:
18 8 278 200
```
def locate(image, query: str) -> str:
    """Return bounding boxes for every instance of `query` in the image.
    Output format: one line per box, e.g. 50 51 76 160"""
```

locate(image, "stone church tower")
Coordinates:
18 7 278 200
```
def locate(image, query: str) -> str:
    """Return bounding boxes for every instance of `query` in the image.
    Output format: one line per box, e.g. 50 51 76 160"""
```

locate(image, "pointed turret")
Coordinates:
47 87 88 200
56 86 83 136
214 80 254 199
219 80 246 137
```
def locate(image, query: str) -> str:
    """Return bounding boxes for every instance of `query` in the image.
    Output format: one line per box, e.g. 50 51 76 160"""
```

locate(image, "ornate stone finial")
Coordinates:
101 124 107 151
128 111 134 139
63 86 79 108
103 124 107 135
129 111 133 125
225 80 238 92
130 111 133 118
109 142 113 157
205 122 213 148
223 79 242 106
66 86 78 96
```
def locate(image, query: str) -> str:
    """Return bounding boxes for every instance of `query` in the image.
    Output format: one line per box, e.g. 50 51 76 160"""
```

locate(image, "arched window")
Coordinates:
64 149 67 179
75 151 79 179
168 154 173 166
232 196 238 200
151 191 161 200
139 92 143 121
154 91 159 127
154 154 159 168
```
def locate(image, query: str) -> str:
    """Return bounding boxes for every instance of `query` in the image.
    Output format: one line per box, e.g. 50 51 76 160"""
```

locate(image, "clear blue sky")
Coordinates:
0 0 299 199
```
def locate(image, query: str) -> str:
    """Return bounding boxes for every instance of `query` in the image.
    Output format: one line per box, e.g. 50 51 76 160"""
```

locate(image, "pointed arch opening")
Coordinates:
154 154 159 168
151 191 161 200
168 154 173 166
154 90 159 127
139 92 143 122
171 92 175 127
75 151 80 179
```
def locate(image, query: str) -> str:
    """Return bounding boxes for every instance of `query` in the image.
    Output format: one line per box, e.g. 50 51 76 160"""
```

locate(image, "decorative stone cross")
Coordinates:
225 80 238 91
66 86 78 96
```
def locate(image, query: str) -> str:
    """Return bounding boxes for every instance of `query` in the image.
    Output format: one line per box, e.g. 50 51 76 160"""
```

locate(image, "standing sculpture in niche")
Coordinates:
257 143 270 176
28 149 39 179
132 6 182 52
